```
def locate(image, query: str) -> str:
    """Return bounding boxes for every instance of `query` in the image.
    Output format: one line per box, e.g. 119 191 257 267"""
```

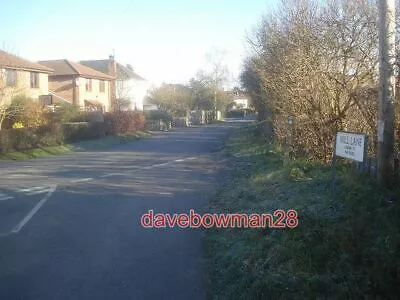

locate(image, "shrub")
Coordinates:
63 122 105 142
5 95 50 128
0 124 64 152
104 111 145 135
12 122 24 129
0 121 107 152
144 110 173 131
144 110 172 123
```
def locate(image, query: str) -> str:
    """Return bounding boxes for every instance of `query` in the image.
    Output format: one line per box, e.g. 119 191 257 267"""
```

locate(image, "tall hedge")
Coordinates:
0 111 146 153
104 111 145 135
63 122 105 142
0 124 64 152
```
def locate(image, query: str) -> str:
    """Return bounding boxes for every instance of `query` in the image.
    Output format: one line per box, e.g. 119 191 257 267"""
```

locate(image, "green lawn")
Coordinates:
0 131 151 160
205 126 400 299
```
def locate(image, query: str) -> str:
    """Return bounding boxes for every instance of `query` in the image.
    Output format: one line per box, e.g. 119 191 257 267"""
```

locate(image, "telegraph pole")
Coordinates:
378 0 396 188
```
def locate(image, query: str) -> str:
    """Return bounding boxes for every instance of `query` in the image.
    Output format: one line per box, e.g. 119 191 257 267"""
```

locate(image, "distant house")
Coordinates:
225 90 250 109
38 59 114 112
80 56 149 110
233 98 249 109
0 49 53 104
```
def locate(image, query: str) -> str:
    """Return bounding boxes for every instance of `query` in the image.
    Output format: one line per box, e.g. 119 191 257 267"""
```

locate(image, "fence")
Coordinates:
354 156 400 183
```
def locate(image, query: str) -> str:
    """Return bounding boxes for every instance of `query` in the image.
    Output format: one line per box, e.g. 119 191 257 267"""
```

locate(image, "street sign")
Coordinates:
331 131 368 196
335 131 367 162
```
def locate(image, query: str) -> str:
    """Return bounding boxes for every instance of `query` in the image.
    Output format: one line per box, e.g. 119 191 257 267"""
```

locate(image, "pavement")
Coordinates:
0 122 243 300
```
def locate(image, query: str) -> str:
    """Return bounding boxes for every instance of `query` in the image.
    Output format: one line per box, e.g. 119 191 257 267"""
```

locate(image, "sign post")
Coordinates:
332 131 368 195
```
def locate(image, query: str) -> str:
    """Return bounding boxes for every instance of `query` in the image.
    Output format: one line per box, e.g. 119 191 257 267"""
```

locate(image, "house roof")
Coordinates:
38 59 114 80
79 60 146 81
0 50 53 73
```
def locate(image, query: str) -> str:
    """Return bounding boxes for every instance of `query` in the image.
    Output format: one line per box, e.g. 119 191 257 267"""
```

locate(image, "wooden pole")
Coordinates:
377 0 396 188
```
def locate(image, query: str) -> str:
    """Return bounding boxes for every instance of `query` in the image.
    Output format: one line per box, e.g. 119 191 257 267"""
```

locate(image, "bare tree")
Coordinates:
148 84 194 117
242 0 380 160
116 79 133 111
205 48 230 116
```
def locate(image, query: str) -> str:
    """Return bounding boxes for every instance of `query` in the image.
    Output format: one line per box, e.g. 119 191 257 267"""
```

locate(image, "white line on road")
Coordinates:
26 189 53 196
70 178 93 184
218 158 230 164
142 162 170 169
0 193 13 201
142 157 197 169
17 186 48 193
97 156 199 178
11 185 57 234
100 173 124 178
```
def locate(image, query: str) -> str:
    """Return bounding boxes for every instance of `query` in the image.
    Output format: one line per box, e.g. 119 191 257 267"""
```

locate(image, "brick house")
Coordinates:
80 56 149 110
0 49 53 104
38 59 114 112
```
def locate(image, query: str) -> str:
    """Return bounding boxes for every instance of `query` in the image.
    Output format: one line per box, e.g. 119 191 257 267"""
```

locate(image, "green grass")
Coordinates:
0 131 151 160
205 126 400 299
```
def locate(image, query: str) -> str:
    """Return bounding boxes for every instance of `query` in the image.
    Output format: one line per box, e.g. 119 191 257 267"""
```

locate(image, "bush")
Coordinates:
12 122 24 129
144 110 172 123
104 111 145 135
144 110 173 131
63 122 105 142
0 109 146 153
173 117 188 127
50 104 89 123
0 124 64 152
0 121 108 152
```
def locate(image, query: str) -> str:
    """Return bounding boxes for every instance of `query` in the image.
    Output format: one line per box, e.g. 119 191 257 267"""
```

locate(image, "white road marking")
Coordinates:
11 185 57 234
218 158 230 163
0 193 13 201
100 173 124 178
97 156 199 178
142 157 197 169
26 188 53 196
70 178 93 184
17 186 48 193
142 162 170 169
158 192 173 195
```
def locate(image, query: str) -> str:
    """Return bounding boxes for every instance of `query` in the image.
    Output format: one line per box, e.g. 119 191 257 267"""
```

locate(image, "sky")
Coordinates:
1 0 279 87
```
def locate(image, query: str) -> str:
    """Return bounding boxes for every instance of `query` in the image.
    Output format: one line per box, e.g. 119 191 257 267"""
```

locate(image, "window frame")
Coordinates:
30 72 40 88
99 80 105 93
85 78 92 92
6 69 17 87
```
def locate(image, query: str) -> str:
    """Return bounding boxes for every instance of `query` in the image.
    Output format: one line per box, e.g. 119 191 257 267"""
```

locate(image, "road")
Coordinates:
0 123 240 300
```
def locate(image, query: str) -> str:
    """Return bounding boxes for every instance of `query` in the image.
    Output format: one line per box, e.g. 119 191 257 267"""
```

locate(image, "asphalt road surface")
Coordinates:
0 122 243 300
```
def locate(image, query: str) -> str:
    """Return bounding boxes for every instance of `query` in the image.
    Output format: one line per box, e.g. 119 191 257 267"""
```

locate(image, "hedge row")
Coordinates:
0 111 146 153
64 122 105 143
0 122 105 152
104 111 145 135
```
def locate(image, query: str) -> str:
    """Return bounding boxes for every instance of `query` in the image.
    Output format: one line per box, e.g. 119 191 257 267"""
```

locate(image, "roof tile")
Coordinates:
38 59 114 80
0 50 53 73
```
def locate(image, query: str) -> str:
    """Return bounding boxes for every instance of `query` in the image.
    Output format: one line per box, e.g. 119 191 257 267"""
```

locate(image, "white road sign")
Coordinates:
335 132 367 162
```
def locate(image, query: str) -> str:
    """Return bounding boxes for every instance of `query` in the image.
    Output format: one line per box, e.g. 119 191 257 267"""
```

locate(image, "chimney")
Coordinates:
108 54 117 111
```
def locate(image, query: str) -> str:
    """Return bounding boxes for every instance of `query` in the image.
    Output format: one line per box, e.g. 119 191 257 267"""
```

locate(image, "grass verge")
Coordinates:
205 126 400 299
0 131 151 160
